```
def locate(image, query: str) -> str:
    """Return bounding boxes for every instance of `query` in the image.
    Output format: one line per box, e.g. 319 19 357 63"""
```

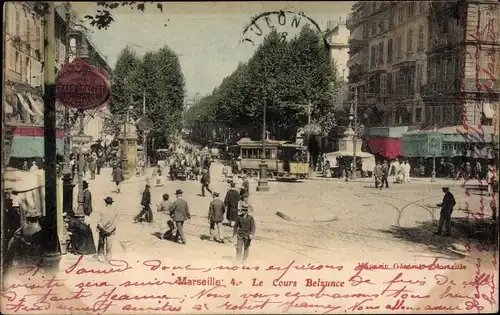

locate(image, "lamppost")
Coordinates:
256 98 269 192
431 124 438 182
122 105 134 178
348 89 364 179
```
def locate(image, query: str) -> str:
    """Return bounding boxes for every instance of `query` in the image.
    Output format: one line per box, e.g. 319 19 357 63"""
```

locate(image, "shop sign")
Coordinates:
56 59 111 110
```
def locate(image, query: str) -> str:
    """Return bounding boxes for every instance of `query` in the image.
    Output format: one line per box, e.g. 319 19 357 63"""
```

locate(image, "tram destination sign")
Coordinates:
56 59 111 110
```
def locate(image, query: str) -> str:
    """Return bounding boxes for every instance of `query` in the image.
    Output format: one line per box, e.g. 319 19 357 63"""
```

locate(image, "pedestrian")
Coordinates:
403 161 411 183
224 182 240 227
373 162 382 188
135 184 153 223
155 165 164 187
200 168 213 197
208 192 225 242
22 161 29 171
82 180 93 217
89 154 97 180
486 166 497 197
112 165 124 193
381 160 390 189
241 174 250 197
96 152 103 175
168 189 191 244
157 193 173 235
435 187 456 237
97 197 118 262
233 203 256 263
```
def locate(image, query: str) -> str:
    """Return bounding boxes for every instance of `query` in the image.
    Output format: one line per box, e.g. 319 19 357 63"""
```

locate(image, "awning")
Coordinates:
10 136 64 158
16 93 36 116
27 94 44 117
483 103 495 119
367 137 403 159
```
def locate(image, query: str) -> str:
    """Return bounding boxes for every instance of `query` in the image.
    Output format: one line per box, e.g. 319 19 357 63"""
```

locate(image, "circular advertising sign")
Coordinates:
56 59 111 110
136 117 154 131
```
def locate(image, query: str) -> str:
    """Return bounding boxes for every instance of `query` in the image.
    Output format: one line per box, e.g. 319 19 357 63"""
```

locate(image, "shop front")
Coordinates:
9 127 64 168
364 126 408 160
402 126 497 177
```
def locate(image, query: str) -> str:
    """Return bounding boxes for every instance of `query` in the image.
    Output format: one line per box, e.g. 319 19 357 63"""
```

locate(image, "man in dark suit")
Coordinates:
200 168 213 197
208 192 225 242
435 187 456 236
82 181 93 216
233 203 256 263
134 184 152 223
381 160 390 189
168 189 191 244
224 182 240 227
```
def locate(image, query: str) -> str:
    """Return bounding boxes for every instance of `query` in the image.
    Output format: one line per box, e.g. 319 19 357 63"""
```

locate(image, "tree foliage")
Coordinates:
105 46 185 148
185 25 341 144
84 2 165 30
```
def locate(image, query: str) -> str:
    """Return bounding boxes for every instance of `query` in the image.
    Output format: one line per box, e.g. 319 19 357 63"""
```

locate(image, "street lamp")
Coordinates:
256 99 269 192
431 124 438 182
348 89 364 179
122 105 134 178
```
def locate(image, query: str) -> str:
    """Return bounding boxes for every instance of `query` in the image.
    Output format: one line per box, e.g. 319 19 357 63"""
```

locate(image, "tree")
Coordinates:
106 45 185 148
84 2 165 30
188 25 341 144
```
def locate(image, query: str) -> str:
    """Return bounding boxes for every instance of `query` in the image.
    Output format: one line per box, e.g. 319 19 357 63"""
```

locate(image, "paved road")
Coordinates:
71 162 495 267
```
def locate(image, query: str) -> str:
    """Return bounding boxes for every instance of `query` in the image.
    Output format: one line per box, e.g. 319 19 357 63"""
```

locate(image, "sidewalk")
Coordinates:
307 172 472 186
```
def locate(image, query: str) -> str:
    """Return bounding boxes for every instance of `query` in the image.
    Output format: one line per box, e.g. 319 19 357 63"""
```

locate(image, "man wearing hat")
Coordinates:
233 202 256 263
241 174 250 197
200 168 213 197
82 181 93 216
134 184 152 223
168 189 191 244
97 197 118 261
208 192 225 242
435 187 456 237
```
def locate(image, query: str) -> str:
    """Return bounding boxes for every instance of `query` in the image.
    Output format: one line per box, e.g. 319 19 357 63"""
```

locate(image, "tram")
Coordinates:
230 138 309 180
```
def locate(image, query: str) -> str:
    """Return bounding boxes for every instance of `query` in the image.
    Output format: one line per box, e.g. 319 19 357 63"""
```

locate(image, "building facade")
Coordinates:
423 1 499 127
325 18 350 110
4 2 111 161
347 1 430 127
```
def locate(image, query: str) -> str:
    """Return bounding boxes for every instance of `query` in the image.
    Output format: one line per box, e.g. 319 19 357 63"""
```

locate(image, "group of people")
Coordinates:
132 163 255 262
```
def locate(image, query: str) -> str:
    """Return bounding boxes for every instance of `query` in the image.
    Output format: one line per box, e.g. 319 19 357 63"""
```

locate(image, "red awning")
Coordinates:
367 137 402 159
13 127 64 138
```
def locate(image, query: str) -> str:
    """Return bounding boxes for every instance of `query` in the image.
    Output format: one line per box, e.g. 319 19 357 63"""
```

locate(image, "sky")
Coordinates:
70 2 353 99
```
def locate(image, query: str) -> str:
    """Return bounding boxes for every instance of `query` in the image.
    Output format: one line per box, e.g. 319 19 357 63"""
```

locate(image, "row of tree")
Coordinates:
105 45 185 149
184 25 342 146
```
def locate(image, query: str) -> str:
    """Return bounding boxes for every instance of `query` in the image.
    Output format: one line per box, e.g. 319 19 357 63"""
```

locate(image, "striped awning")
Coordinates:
16 93 36 116
27 94 44 117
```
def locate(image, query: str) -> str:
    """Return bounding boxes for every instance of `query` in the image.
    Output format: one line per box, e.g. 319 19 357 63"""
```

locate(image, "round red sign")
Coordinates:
56 59 111 110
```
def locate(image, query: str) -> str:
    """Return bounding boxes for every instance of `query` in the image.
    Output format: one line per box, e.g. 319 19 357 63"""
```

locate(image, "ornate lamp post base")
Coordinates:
256 160 269 192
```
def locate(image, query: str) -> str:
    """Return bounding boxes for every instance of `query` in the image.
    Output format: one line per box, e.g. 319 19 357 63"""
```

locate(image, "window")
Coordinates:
415 107 422 123
15 7 21 35
380 73 387 95
418 25 424 50
389 7 395 28
24 57 30 83
371 46 376 67
387 39 393 62
35 23 41 51
371 23 377 37
372 2 376 13
387 72 393 94
14 51 20 73
396 36 402 59
378 42 384 64
407 29 413 54
408 2 415 18
416 63 423 92
398 6 404 23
